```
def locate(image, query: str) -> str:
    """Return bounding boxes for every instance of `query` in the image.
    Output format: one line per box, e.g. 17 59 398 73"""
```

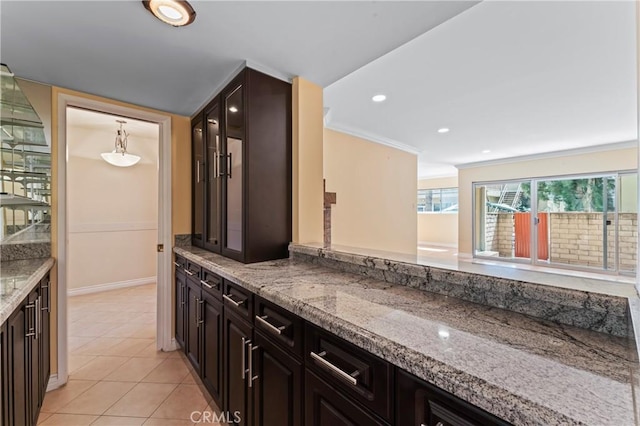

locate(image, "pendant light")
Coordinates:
100 120 141 167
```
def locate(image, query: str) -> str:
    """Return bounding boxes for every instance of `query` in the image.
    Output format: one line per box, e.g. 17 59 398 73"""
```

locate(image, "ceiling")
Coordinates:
324 1 638 178
3 1 636 179
0 0 477 116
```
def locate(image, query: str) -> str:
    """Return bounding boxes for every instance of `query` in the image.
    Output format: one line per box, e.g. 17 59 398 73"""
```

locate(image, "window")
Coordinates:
417 188 458 213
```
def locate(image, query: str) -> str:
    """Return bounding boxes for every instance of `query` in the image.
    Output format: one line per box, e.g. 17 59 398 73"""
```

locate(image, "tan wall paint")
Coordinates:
457 147 638 254
417 176 458 246
50 85 190 375
292 77 324 244
67 125 158 290
324 128 417 254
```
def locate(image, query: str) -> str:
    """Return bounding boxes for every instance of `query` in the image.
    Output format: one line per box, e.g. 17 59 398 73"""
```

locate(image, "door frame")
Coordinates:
53 93 173 389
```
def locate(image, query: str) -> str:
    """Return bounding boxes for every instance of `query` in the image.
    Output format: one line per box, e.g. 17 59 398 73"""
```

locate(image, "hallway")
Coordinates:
38 284 220 426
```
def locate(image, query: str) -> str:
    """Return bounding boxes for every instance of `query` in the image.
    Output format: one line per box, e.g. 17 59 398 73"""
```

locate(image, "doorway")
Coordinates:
54 93 173 389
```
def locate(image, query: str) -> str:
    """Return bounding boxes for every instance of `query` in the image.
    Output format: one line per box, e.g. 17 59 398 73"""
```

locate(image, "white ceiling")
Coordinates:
324 1 638 178
0 0 477 116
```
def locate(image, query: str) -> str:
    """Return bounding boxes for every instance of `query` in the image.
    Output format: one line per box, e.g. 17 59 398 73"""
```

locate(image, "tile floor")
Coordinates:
39 284 221 426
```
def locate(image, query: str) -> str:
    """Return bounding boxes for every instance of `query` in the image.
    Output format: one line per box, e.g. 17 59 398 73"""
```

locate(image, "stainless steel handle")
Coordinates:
227 153 232 179
223 294 244 307
25 303 35 337
241 337 247 379
195 297 201 328
255 315 285 336
249 343 259 388
198 299 204 325
200 280 213 289
196 160 200 183
35 297 40 339
41 283 50 312
174 261 180 267
213 151 218 179
184 269 194 276
181 285 186 306
310 351 358 386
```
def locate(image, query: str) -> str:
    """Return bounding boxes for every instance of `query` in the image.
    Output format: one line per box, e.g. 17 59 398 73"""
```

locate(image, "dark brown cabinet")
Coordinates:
192 67 292 264
223 309 253 426
174 260 186 350
186 275 202 373
201 290 223 405
396 369 510 426
3 273 51 426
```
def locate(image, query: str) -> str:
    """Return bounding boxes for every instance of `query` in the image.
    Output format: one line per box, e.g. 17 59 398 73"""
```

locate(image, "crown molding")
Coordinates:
455 140 637 170
325 122 420 155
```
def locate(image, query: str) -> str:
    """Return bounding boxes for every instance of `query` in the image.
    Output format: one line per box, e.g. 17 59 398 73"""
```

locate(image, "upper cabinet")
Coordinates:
192 68 292 264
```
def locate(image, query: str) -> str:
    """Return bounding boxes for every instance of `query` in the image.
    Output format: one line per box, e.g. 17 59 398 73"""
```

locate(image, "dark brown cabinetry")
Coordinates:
186 272 202 374
396 369 510 426
174 259 186 349
192 67 292 264
3 273 51 426
201 289 223 404
223 309 253 426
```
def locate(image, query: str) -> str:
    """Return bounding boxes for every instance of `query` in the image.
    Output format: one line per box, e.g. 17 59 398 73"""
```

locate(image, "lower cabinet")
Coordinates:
201 290 223 404
186 276 202 373
396 368 511 426
223 309 253 426
3 273 51 426
174 268 186 349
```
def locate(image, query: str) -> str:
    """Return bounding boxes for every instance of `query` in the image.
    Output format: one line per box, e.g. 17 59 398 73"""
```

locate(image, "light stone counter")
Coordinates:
0 257 54 324
175 245 638 426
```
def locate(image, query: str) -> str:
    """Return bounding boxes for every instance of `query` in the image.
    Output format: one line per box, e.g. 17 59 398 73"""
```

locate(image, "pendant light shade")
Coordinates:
101 120 141 167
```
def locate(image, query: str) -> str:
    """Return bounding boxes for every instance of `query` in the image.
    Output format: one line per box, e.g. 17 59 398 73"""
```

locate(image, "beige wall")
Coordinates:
417 176 458 246
50 85 191 375
324 128 417 254
67 125 158 290
458 146 638 254
292 77 324 244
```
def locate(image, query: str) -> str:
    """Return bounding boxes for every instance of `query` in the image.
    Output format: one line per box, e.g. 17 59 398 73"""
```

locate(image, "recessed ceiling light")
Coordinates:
437 128 450 134
142 0 196 27
372 94 386 102
228 106 238 113
482 149 491 154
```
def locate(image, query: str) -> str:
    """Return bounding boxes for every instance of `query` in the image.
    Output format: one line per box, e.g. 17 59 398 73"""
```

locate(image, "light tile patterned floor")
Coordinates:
39 284 220 426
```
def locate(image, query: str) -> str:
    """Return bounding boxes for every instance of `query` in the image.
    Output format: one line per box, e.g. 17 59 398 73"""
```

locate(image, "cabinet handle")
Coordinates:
184 269 194 276
195 297 201 328
198 299 204 325
25 302 35 337
182 285 186 306
174 261 181 268
255 315 285 336
248 343 259 388
241 337 251 380
200 280 214 290
41 283 50 312
213 151 219 179
227 153 232 179
223 294 244 307
35 297 40 339
310 351 358 386
196 160 201 183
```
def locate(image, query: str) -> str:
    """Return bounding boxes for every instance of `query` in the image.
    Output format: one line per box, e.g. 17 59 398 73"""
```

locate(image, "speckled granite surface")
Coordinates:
0 257 54 324
0 242 51 261
174 234 191 247
175 245 638 426
290 244 630 337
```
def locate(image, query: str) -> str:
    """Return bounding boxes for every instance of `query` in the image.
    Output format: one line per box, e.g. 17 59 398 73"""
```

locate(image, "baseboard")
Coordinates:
418 241 458 249
165 338 180 352
46 374 63 392
67 277 156 296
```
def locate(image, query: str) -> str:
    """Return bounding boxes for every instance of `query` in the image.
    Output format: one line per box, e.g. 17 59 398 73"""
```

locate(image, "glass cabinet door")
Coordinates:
224 85 244 253
192 118 204 245
205 105 221 251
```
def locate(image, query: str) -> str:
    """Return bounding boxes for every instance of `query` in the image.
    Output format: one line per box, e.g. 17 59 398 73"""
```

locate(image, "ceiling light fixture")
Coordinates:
101 120 141 167
372 94 386 102
229 106 238 113
142 0 196 27
437 128 450 134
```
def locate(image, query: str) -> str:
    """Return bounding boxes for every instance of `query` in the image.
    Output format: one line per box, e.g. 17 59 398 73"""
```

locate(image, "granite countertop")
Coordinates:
175 245 639 426
0 257 55 324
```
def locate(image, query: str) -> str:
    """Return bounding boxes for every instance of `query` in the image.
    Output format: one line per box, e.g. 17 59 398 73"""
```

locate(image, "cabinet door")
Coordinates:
305 370 387 426
175 270 186 350
28 288 41 425
186 278 202 373
222 84 244 258
1 322 7 426
7 301 30 426
252 331 302 426
192 116 205 247
201 291 223 406
204 103 222 252
40 275 51 400
396 369 510 426
223 310 252 426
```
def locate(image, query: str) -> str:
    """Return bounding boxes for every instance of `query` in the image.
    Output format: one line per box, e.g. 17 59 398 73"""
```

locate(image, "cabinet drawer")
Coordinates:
223 280 253 321
200 269 222 298
185 261 201 279
254 296 303 358
305 324 392 422
174 255 186 272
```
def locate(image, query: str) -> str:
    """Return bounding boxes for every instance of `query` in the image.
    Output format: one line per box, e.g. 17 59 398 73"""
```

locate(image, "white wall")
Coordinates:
67 123 159 291
418 176 458 246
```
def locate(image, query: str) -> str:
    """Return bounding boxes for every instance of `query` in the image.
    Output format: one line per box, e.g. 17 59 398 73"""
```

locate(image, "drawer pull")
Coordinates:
310 351 358 386
223 294 244 307
256 315 285 335
173 261 181 267
200 280 214 289
184 269 194 276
